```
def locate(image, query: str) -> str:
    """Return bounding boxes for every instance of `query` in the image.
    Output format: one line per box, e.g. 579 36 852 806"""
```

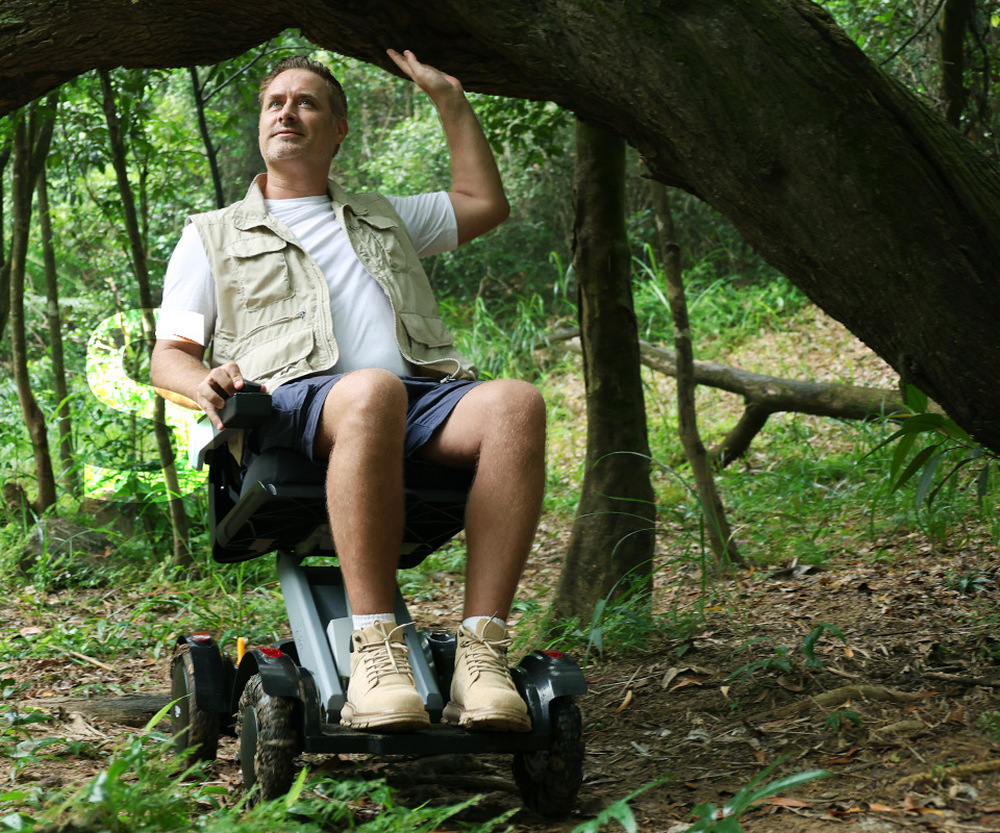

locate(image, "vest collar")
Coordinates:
234 174 370 230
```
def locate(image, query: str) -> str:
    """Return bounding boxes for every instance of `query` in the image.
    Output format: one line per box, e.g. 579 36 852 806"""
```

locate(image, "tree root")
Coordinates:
741 684 926 726
896 758 1000 787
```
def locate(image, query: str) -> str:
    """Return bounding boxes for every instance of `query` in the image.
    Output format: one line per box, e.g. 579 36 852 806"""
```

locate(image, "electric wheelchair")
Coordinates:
168 384 587 816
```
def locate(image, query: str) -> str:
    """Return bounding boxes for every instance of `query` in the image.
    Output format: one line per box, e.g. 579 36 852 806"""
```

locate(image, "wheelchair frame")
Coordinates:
169 388 587 816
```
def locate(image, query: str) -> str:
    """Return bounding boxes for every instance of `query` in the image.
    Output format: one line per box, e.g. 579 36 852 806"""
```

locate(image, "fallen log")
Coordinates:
557 332 931 466
18 691 171 729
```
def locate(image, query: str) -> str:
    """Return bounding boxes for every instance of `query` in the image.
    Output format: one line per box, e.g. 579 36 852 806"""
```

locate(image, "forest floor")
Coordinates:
5 536 1000 832
4 311 1000 832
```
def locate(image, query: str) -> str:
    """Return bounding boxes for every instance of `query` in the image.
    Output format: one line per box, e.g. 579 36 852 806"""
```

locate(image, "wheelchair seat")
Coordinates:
203 397 473 567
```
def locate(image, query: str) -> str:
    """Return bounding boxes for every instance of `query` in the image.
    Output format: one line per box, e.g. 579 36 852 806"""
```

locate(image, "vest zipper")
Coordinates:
242 310 306 341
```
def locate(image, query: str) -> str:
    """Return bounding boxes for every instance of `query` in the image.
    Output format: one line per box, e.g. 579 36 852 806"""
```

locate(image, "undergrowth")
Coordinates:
2 251 997 829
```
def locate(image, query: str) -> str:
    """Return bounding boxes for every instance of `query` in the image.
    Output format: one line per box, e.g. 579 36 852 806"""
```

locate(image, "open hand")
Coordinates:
387 49 464 102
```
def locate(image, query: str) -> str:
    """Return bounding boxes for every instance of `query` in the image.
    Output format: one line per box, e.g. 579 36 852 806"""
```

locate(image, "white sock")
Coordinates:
353 612 396 630
463 615 506 633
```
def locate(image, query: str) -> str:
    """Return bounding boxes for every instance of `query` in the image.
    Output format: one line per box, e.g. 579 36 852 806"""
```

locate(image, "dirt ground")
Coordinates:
5 315 1000 831
5 534 1000 833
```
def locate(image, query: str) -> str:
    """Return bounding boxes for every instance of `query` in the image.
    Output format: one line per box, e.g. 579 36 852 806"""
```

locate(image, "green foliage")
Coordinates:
976 709 1000 741
872 386 996 511
685 761 829 832
824 707 863 733
570 779 665 833
0 702 513 832
730 623 846 682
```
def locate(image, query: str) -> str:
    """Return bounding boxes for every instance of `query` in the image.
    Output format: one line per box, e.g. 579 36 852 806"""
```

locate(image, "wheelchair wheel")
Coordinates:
169 644 219 762
513 697 584 817
237 673 301 801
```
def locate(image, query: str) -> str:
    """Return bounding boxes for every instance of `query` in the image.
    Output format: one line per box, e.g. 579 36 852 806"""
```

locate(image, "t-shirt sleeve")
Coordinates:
387 192 459 257
156 222 217 346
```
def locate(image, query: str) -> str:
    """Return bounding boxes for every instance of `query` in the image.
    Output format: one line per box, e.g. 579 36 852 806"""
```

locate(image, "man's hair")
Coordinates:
259 56 348 121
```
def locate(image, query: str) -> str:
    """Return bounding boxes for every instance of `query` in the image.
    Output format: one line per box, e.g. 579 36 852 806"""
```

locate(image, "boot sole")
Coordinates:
442 702 532 732
340 705 430 733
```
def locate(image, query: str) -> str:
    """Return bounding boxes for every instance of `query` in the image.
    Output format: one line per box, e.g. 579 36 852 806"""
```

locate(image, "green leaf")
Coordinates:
904 384 928 412
891 444 940 492
744 768 830 804
1 812 26 831
571 780 663 833
915 450 943 506
889 430 918 480
284 766 309 809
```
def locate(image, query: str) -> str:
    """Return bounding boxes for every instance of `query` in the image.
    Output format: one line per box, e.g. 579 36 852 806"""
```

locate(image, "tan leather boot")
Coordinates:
340 621 430 732
443 620 531 732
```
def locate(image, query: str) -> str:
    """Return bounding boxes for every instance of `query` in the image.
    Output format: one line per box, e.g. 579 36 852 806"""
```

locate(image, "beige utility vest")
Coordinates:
189 176 477 390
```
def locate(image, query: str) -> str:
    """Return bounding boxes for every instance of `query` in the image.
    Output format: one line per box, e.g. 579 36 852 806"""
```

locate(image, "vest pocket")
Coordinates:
398 311 454 349
235 325 316 384
227 234 293 311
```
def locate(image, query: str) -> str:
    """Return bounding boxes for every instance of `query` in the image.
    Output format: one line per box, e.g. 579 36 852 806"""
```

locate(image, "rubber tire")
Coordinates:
236 673 301 802
169 644 220 762
513 697 584 817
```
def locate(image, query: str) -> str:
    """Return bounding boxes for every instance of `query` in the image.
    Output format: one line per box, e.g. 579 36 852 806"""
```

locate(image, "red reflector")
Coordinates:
259 647 283 658
542 650 564 659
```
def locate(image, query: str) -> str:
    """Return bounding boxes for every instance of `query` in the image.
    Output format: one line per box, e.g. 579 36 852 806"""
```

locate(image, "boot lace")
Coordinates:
359 624 413 685
462 627 512 681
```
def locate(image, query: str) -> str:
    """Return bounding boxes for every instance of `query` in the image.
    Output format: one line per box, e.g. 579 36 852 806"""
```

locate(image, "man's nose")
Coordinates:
278 102 297 122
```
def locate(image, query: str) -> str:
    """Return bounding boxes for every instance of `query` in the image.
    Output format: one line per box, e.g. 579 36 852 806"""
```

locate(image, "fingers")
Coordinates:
386 48 462 97
198 362 244 429
386 47 412 77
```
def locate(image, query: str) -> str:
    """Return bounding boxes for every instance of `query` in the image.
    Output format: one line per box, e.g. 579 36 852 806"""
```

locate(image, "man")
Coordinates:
151 51 545 733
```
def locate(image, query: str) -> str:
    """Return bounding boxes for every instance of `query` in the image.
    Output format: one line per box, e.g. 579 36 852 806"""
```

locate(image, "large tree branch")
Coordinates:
3 0 1000 451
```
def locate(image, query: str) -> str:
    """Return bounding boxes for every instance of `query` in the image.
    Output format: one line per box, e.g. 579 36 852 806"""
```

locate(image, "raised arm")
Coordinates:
387 49 509 245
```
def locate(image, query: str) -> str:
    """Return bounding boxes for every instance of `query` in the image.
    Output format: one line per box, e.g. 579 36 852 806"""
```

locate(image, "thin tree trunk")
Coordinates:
938 0 975 127
189 66 227 208
99 69 192 571
650 179 738 564
0 140 10 345
37 168 78 496
0 140 10 269
555 121 655 624
9 98 60 513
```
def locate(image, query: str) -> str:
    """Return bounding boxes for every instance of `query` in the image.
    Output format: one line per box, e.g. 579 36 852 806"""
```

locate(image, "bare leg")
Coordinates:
313 369 408 615
418 379 547 618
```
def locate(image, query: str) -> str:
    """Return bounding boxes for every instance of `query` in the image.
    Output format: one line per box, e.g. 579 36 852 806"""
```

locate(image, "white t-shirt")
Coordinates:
157 191 458 376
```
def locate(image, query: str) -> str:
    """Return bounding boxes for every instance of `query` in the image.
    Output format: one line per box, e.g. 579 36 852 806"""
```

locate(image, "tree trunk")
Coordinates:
9 98 59 513
3 0 999 453
0 141 10 268
938 0 975 127
650 181 740 565
189 66 227 208
0 139 10 345
98 69 192 571
37 168 78 497
554 121 655 623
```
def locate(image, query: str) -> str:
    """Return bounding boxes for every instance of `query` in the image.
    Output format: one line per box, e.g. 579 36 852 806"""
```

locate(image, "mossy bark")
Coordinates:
3 1 1000 451
554 121 655 624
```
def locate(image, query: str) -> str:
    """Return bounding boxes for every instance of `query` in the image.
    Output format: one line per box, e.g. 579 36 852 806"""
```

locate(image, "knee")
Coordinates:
328 369 407 430
480 380 546 441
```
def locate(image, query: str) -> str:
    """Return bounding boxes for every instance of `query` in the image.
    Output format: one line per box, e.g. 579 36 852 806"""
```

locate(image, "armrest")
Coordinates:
189 387 274 470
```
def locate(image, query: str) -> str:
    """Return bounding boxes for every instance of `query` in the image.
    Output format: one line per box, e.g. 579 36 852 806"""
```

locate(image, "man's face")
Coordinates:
258 68 348 167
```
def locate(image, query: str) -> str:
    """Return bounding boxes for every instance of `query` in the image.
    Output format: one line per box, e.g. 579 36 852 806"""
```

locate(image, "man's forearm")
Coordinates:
434 92 509 242
151 340 211 403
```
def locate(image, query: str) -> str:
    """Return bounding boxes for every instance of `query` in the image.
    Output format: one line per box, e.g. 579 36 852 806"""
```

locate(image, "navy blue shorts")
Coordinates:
249 373 483 462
